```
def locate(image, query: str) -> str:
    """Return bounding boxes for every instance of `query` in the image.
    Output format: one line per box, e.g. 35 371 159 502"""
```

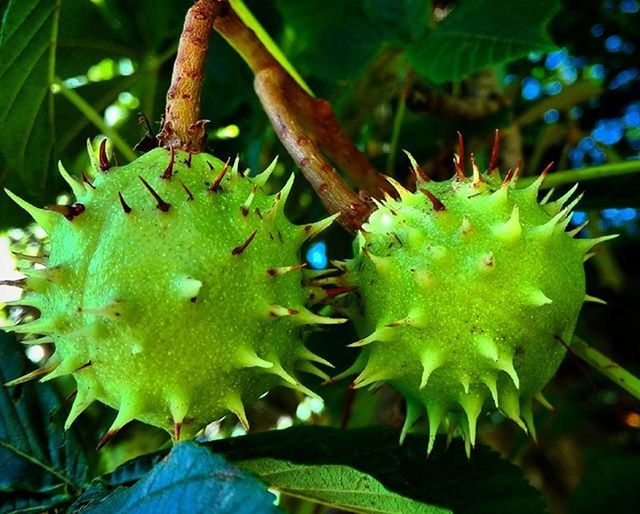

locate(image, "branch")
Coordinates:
157 0 224 152
517 160 640 190
213 4 383 227
572 337 640 401
255 68 372 231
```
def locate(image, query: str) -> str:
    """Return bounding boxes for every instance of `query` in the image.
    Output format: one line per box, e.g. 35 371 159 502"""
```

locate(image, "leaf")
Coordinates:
0 332 90 511
569 455 640 514
0 0 134 229
0 0 60 227
71 442 280 514
239 458 449 514
275 0 383 81
107 426 546 514
212 427 546 514
408 0 560 84
363 0 431 42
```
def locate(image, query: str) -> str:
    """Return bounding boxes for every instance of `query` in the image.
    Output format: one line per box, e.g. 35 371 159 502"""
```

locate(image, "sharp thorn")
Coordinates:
4 363 56 386
99 139 110 172
173 421 182 441
178 179 194 201
502 168 513 186
421 189 446 211
0 278 27 288
540 187 555 204
403 150 429 182
118 192 132 214
241 186 257 216
81 172 95 189
268 305 300 318
96 429 119 450
455 131 465 178
470 153 482 184
161 146 175 179
267 263 307 277
210 157 230 192
44 203 86 221
138 176 171 212
585 294 607 305
489 129 499 172
232 229 258 256
324 286 357 298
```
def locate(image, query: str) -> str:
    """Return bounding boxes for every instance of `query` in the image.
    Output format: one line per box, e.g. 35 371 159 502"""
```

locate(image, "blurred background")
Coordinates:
1 1 639 513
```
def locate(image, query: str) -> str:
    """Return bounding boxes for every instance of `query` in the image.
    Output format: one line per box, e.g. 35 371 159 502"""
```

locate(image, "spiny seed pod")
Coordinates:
3 142 342 445
338 142 614 455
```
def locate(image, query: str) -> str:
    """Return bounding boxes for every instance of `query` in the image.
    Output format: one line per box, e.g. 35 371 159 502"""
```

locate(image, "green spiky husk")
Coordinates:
342 166 610 453
5 145 338 439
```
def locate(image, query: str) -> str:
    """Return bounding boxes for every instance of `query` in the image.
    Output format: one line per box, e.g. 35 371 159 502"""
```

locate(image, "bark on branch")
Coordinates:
157 0 226 152
213 5 381 229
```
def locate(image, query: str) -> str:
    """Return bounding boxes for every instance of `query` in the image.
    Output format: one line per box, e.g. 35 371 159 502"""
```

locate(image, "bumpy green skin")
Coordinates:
344 167 606 453
6 146 337 439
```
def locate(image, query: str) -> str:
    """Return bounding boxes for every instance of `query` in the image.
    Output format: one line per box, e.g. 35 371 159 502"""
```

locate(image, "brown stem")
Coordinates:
213 5 383 227
255 68 371 231
285 86 388 195
157 0 225 152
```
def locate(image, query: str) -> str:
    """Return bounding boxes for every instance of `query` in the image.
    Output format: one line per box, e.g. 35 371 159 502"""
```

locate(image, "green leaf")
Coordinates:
107 426 546 514
0 0 134 229
363 0 431 42
0 332 90 512
239 458 449 514
70 442 280 514
0 0 60 227
408 0 560 83
275 0 383 81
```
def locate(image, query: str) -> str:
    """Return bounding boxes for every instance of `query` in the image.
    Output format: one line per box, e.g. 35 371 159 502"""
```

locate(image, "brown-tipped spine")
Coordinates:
513 159 522 181
45 203 85 221
81 172 95 189
161 146 176 179
421 189 446 211
118 192 132 214
470 153 482 184
99 139 111 172
324 286 357 298
0 278 27 288
96 429 118 450
139 176 171 212
210 157 230 192
540 161 554 178
232 229 258 256
502 168 513 186
267 263 307 277
455 131 465 178
489 129 499 172
179 179 194 201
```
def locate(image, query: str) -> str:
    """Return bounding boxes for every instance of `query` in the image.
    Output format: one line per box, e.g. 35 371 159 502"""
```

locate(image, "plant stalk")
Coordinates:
518 159 640 190
572 337 640 401
157 0 224 152
213 3 383 228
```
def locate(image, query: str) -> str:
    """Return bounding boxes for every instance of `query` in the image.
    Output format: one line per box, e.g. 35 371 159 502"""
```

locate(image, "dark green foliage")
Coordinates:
408 0 560 83
0 332 89 512
1 0 640 512
69 443 280 514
